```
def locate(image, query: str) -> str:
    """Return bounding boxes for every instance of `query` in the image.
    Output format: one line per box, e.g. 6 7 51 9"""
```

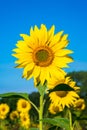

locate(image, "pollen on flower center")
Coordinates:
32 46 54 67
56 91 68 97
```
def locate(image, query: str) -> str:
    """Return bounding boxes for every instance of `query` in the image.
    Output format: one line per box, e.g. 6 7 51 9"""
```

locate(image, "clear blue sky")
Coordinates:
0 0 87 94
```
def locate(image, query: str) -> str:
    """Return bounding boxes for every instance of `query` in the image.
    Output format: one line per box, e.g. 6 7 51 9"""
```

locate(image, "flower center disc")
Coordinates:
22 102 27 108
56 91 68 97
33 46 54 67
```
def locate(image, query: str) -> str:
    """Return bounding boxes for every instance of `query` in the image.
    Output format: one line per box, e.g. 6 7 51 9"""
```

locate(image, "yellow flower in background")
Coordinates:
10 110 19 120
17 98 31 113
12 24 73 85
20 113 30 129
0 114 6 120
49 77 80 109
0 104 10 116
49 103 63 114
74 98 85 110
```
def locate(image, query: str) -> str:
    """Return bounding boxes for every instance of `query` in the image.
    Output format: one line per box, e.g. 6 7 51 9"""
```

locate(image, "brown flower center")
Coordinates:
22 102 27 108
2 107 6 112
56 91 68 97
13 113 18 119
23 117 27 121
76 101 83 109
32 46 54 67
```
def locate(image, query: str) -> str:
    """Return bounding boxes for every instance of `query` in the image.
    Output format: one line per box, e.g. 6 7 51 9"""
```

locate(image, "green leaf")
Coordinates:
29 128 39 130
0 92 29 100
48 83 74 93
41 117 70 130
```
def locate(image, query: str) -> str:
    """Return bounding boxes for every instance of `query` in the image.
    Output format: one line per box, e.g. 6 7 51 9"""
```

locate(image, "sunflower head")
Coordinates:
49 77 80 109
49 103 63 114
12 24 73 85
0 114 6 120
10 110 19 120
0 103 10 116
17 99 31 113
48 76 80 90
20 113 30 129
74 98 86 110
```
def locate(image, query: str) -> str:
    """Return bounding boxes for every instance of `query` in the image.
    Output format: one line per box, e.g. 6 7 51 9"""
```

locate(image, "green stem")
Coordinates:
39 94 44 130
29 100 39 113
69 110 73 130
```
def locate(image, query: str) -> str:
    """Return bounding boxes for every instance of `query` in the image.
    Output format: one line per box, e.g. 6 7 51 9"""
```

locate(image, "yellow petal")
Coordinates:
16 40 33 52
49 65 66 79
53 57 69 68
61 34 68 41
50 31 64 47
12 53 31 59
54 56 74 65
12 48 23 53
54 49 73 56
39 24 47 45
23 63 34 77
51 40 69 51
15 62 28 68
47 25 55 43
33 66 41 78
39 67 47 84
30 27 39 44
20 34 30 41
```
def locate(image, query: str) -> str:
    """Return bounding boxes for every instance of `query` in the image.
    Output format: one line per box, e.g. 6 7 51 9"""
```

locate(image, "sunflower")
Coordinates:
17 99 31 113
0 103 10 116
20 113 30 129
12 24 73 85
49 103 63 114
10 110 19 120
74 98 85 110
49 77 80 109
0 114 6 120
48 76 80 90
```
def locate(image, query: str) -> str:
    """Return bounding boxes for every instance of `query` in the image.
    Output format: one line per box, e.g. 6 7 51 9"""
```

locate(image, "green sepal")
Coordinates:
37 82 47 96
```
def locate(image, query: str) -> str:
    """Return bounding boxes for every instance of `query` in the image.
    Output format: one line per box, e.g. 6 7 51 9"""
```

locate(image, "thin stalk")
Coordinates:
39 94 44 130
69 110 73 130
29 100 39 113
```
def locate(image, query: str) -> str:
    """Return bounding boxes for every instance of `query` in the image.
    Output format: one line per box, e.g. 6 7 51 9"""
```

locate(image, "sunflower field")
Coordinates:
0 24 87 130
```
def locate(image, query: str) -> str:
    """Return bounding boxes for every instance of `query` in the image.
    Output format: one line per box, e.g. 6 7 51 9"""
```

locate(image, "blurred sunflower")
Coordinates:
12 24 73 85
74 98 85 110
0 104 10 117
49 103 63 114
49 77 80 109
0 114 6 120
20 113 30 129
10 110 19 120
17 99 31 113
